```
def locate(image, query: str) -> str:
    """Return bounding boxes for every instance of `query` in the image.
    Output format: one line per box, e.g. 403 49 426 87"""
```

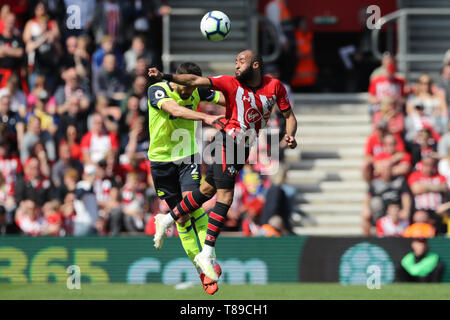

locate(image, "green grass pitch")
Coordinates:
1 283 449 300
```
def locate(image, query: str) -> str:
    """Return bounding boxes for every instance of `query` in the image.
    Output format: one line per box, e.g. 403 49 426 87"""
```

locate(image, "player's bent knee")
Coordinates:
200 182 216 198
216 189 234 206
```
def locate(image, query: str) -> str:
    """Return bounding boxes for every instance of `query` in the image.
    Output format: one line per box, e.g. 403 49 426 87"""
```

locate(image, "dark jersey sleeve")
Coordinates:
148 85 172 109
198 88 219 103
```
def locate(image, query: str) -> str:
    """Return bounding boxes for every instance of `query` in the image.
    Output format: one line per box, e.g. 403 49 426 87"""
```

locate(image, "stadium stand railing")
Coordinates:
372 0 450 83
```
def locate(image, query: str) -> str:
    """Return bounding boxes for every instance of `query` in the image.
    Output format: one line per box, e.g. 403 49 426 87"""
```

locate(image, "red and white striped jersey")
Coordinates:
208 75 292 145
408 171 447 210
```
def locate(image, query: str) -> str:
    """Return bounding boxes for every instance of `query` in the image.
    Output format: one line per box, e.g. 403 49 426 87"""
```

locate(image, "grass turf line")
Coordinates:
1 283 450 300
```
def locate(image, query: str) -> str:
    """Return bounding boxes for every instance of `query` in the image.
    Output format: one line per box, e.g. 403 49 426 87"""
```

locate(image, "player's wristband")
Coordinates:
162 73 173 82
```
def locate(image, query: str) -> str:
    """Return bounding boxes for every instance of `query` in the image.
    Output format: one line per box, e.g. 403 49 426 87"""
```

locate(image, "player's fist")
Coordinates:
205 115 225 127
284 134 297 149
148 67 163 80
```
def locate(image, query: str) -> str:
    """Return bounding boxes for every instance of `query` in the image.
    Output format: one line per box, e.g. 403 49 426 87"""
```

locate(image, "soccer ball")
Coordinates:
200 11 231 42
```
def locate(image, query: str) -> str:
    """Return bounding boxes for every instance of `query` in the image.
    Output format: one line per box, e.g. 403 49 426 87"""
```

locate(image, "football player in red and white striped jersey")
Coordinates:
148 50 298 282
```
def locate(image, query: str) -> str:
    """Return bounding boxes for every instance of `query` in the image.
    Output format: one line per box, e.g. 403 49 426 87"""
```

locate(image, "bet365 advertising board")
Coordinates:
0 236 449 284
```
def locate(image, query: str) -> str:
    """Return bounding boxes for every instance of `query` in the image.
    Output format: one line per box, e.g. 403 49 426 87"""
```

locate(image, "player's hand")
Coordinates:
284 134 297 149
176 214 190 226
148 67 163 81
205 115 225 128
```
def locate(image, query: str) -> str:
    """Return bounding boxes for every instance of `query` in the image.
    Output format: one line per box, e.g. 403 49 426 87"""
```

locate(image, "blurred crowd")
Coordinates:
0 0 299 237
362 52 450 238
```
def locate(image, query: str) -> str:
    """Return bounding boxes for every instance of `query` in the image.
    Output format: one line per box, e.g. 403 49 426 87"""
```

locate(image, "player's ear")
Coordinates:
252 60 259 70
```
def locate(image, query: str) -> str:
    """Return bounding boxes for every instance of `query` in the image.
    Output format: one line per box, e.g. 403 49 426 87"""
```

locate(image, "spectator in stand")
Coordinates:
124 35 153 74
60 124 82 161
120 114 148 165
438 64 450 107
119 172 146 234
367 60 406 117
243 212 285 238
25 88 58 137
406 74 448 134
409 128 439 168
372 133 412 180
369 52 401 80
22 1 62 90
55 167 79 202
26 75 56 116
226 165 267 231
60 35 90 79
92 53 126 114
57 95 88 141
404 102 440 145
0 94 23 149
88 95 119 134
73 164 99 235
80 112 119 164
93 158 120 234
376 201 409 237
14 199 46 235
51 142 83 188
90 0 125 47
54 66 91 116
362 120 405 182
260 164 295 234
0 74 26 118
60 191 76 235
128 55 150 82
14 157 54 206
0 136 22 192
0 4 11 35
0 171 16 227
42 199 64 236
372 97 405 136
0 205 16 234
20 116 56 164
120 75 148 116
408 156 447 233
91 35 124 77
396 237 444 282
402 210 436 238
121 0 171 49
20 115 56 164
0 13 25 89
361 160 412 236
119 95 141 141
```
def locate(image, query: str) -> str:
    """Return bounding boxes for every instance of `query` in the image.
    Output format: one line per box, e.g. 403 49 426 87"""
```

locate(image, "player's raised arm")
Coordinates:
160 100 224 126
148 67 212 88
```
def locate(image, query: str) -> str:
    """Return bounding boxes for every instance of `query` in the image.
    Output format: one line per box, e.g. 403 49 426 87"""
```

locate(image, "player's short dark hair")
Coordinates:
251 53 264 75
176 62 202 76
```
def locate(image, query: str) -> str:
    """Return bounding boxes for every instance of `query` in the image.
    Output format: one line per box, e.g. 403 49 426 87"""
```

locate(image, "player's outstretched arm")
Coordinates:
282 109 298 149
148 67 212 88
161 100 224 126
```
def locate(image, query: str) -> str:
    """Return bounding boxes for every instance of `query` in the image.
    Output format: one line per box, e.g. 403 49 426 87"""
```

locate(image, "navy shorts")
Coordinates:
150 155 201 208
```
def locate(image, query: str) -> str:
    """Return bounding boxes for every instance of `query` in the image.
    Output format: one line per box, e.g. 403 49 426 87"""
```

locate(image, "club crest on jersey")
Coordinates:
227 165 237 176
155 90 165 99
245 108 262 123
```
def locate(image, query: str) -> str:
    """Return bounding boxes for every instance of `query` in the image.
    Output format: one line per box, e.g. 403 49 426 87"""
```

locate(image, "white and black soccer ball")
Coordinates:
200 10 231 42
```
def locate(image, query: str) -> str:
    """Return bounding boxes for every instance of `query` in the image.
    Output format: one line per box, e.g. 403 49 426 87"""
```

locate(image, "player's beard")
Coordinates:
236 66 255 83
